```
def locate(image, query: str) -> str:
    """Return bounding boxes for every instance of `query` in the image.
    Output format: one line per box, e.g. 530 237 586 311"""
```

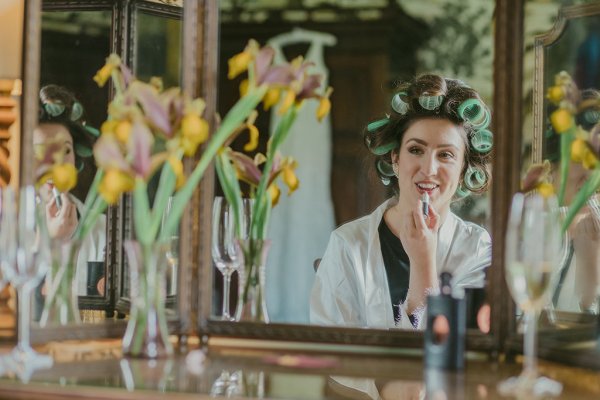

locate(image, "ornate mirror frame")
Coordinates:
18 0 206 343
193 0 519 355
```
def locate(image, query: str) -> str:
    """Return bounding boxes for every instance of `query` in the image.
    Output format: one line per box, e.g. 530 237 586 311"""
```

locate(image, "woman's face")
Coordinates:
33 122 75 166
33 122 75 200
392 118 466 214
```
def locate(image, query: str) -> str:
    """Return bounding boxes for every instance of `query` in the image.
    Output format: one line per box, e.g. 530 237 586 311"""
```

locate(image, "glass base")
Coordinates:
1 345 53 383
497 371 563 398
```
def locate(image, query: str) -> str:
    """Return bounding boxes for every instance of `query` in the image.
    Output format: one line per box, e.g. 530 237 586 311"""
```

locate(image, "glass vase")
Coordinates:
39 239 82 327
122 240 173 358
235 239 271 323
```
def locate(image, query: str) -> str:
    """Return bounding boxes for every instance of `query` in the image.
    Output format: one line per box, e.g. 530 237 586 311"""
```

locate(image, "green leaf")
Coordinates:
133 179 152 245
558 128 575 206
150 160 177 240
215 152 244 238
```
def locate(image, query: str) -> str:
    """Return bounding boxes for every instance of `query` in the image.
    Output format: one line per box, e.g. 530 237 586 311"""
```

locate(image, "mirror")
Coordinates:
13 0 199 343
203 0 499 347
520 0 600 368
37 6 112 319
531 1 600 320
115 0 183 317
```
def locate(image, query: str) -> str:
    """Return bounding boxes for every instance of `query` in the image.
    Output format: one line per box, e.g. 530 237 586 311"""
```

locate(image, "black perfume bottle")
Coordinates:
424 272 466 370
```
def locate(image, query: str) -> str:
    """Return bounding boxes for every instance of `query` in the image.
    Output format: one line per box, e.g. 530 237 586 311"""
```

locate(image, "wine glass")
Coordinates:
212 197 249 321
0 186 53 378
161 196 178 296
498 192 563 397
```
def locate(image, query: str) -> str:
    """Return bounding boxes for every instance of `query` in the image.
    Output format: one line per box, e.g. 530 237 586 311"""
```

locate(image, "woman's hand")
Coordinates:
45 193 78 241
572 210 600 311
395 199 441 315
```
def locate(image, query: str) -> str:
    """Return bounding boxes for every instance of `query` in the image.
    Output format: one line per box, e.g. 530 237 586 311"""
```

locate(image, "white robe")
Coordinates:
72 196 107 295
310 199 491 330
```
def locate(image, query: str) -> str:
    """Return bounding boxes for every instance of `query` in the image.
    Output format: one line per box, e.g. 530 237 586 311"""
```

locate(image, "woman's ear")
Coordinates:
390 149 399 164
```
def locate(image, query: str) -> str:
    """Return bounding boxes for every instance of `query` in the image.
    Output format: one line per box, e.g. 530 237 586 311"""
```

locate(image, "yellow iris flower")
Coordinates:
99 168 135 204
571 138 588 163
546 86 564 104
180 113 209 156
244 124 259 152
281 161 299 195
52 164 78 192
115 120 132 143
583 151 598 170
93 54 122 87
550 108 574 133
316 87 333 122
268 184 281 207
263 88 281 111
537 182 555 198
228 50 253 80
239 79 249 98
278 90 296 115
167 157 185 189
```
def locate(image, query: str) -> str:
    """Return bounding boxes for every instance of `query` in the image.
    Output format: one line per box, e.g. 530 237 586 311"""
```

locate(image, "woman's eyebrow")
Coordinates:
405 137 459 149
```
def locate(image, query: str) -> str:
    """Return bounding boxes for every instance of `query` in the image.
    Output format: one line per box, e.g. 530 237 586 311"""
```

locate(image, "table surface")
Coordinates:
0 340 599 400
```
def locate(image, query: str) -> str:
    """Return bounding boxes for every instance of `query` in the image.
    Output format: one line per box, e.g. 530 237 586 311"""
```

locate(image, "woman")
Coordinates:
310 74 493 330
33 84 106 297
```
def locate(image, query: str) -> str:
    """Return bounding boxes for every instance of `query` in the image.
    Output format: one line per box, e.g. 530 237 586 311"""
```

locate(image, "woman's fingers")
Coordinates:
426 204 440 230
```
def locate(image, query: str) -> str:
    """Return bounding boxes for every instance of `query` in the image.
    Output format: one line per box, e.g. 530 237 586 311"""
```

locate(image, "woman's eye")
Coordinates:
408 146 423 155
439 151 455 159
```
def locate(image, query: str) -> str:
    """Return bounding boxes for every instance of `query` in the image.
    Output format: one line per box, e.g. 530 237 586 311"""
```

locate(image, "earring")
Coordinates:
392 163 399 177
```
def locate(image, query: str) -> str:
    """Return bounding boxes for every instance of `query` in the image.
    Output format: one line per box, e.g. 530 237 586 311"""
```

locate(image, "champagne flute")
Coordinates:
498 193 563 397
160 196 178 296
0 186 53 379
212 197 246 321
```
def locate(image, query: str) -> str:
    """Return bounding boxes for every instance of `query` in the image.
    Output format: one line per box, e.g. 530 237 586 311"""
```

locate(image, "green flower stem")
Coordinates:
251 107 297 239
72 169 104 241
78 195 107 241
159 86 268 242
148 160 178 238
133 179 152 245
561 168 600 232
558 128 575 206
216 152 245 237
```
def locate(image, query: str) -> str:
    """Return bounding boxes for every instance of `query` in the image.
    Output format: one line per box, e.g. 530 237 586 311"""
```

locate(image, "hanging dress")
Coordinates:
265 28 337 323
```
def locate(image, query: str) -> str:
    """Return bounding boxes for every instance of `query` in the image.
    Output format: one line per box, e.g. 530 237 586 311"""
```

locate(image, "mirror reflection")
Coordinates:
35 9 111 322
213 0 495 331
536 7 600 316
120 8 183 303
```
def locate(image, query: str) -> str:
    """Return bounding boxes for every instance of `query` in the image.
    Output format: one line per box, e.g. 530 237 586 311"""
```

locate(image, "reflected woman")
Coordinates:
310 74 493 330
33 85 106 296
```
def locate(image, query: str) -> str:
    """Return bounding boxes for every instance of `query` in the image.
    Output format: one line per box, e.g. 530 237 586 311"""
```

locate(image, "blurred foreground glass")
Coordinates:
498 193 563 397
0 186 53 380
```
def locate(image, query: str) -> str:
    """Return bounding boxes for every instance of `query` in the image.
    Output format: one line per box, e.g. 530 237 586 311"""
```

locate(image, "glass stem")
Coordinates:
17 284 32 352
523 309 539 377
222 270 232 320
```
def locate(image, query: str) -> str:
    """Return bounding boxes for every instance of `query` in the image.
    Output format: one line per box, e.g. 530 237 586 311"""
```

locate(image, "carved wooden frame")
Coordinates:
193 0 520 355
19 0 203 343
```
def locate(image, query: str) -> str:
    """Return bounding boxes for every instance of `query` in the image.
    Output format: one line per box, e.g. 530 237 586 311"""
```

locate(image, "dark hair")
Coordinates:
365 74 493 197
38 84 97 170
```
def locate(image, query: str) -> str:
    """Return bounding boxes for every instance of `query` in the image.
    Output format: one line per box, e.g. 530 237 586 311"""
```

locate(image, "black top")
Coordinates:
378 217 410 323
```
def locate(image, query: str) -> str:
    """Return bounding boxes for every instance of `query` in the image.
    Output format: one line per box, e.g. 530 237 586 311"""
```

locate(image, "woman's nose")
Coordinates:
420 154 438 176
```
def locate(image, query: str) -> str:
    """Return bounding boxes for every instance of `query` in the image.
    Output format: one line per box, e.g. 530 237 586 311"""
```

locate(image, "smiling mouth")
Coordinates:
415 183 438 193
